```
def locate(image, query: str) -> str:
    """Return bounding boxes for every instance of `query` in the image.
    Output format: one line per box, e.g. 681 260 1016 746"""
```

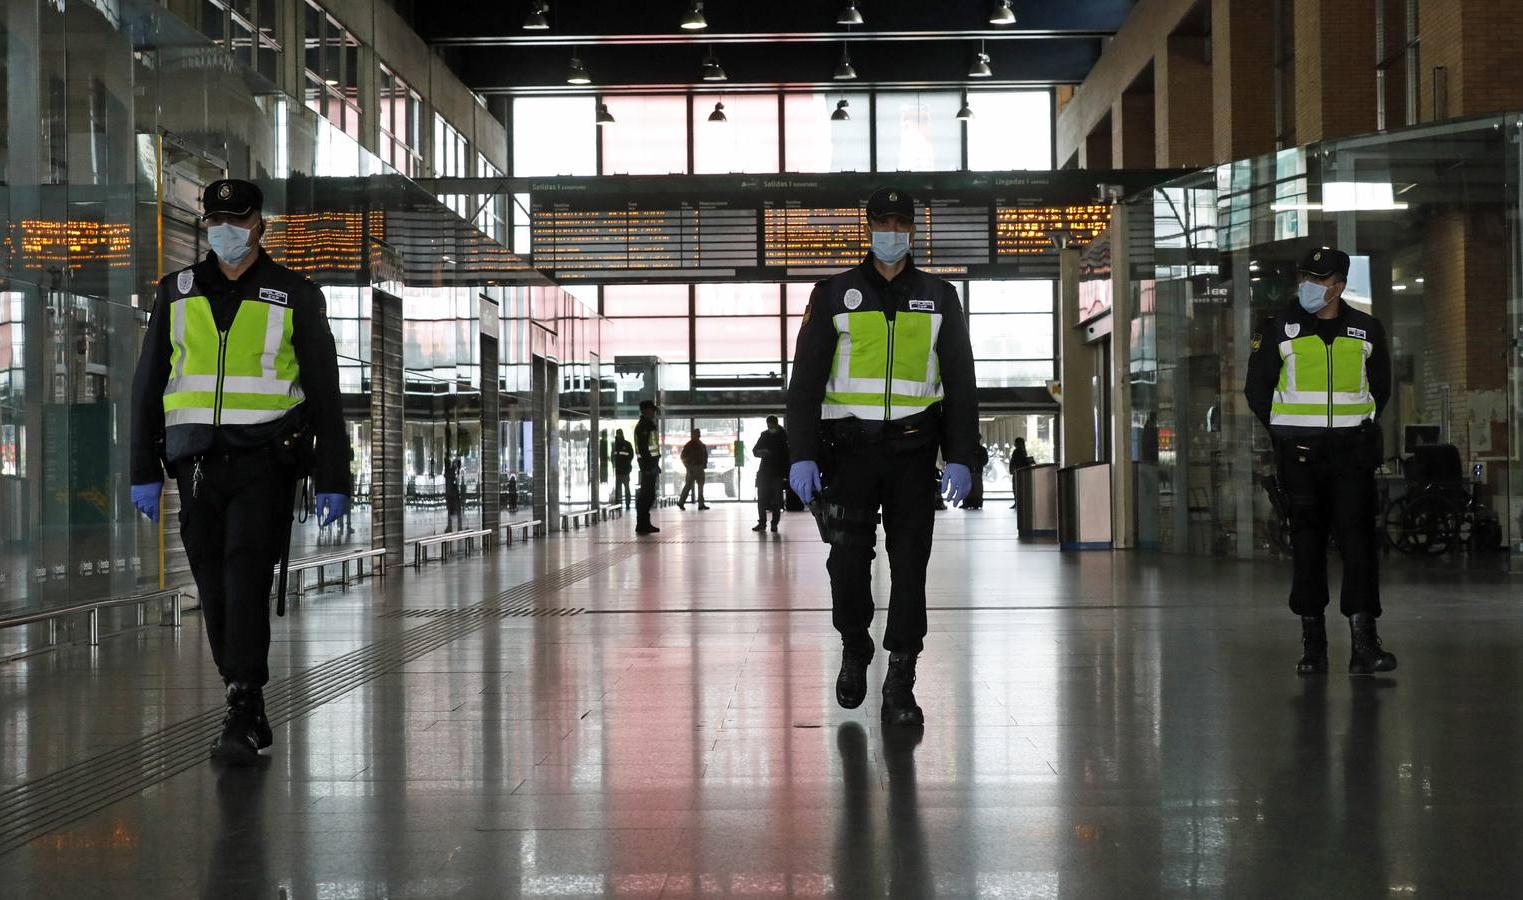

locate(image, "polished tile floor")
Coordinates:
2 506 1522 898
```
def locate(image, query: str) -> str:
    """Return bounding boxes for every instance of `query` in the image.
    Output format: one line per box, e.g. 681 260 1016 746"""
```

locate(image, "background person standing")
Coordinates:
610 428 634 508
634 400 661 534
678 428 710 510
752 415 789 532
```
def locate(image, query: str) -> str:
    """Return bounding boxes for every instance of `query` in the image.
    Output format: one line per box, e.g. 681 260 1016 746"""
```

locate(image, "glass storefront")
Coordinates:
1127 115 1523 559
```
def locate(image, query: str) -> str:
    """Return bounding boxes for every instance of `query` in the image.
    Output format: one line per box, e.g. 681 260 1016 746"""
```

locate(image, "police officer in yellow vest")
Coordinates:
129 179 351 764
1245 247 1396 676
787 187 978 726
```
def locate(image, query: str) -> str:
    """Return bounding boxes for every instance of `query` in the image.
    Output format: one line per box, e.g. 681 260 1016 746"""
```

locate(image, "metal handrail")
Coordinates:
275 547 387 597
0 588 184 659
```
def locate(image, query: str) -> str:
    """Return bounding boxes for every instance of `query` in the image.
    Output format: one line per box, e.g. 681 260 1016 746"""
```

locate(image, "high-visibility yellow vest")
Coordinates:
1270 333 1375 428
822 310 943 421
164 293 303 429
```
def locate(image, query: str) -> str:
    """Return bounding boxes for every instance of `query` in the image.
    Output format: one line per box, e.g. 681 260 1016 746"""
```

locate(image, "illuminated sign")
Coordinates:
994 204 1110 256
13 220 133 269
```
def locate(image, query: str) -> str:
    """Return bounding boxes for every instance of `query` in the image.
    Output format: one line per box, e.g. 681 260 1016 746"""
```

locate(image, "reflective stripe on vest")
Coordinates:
821 310 944 421
1269 334 1374 428
164 295 303 428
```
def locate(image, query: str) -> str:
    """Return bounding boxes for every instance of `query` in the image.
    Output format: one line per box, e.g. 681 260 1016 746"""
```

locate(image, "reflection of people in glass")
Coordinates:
751 416 789 533
678 428 710 510
1008 437 1035 509
610 428 634 509
444 455 462 531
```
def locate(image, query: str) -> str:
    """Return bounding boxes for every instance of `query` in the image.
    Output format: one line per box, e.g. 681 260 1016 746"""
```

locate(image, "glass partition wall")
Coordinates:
1128 115 1523 560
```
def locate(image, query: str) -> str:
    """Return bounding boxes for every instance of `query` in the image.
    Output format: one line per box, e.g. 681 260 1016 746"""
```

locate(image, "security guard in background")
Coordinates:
787 187 978 726
634 399 661 534
130 179 351 764
1244 247 1396 676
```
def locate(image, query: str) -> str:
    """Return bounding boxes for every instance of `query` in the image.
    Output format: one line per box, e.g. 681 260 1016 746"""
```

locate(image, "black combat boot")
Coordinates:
212 682 268 765
881 652 924 727
1297 616 1328 675
1349 613 1398 675
752 521 767 532
835 638 874 710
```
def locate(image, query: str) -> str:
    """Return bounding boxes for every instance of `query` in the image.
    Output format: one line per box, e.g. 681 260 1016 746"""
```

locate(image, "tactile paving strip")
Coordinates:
0 544 636 857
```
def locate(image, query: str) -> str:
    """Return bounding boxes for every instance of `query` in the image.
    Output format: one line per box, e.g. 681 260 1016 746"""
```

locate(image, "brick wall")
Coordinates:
1155 34 1214 167
1211 0 1277 162
1294 0 1378 143
1114 89 1157 168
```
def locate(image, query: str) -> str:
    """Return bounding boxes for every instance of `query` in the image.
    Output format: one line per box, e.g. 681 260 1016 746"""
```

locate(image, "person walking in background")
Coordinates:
610 428 634 509
1008 437 1035 509
963 440 990 510
752 415 789 532
678 428 710 510
444 455 462 531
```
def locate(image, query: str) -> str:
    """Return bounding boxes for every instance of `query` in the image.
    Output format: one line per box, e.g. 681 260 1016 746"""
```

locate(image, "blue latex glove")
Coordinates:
940 463 972 506
316 493 348 527
789 460 822 505
131 482 163 522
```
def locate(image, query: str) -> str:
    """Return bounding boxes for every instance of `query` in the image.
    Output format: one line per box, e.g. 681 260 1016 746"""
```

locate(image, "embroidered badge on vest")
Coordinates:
844 288 863 310
176 270 194 296
1284 322 1301 339
1347 326 1367 339
909 299 935 311
259 288 290 306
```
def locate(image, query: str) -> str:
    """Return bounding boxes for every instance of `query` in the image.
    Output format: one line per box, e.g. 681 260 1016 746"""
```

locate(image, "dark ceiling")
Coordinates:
406 0 1137 94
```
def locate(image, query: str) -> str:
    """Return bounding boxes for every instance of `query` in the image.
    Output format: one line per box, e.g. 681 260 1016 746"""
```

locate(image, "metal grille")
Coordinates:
0 544 637 857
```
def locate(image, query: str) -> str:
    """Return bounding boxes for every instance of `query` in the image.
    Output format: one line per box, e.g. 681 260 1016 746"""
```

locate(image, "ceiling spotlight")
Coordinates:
567 53 590 85
701 50 728 82
708 101 727 123
523 1 550 30
831 99 851 121
989 1 1016 25
837 2 864 26
956 100 973 120
681 1 707 30
969 44 993 78
834 44 857 80
596 102 615 125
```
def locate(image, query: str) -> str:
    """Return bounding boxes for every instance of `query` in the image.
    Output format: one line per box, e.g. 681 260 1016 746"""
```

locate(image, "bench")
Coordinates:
277 547 387 597
600 505 624 521
560 509 600 530
0 588 184 660
499 519 543 545
407 528 492 567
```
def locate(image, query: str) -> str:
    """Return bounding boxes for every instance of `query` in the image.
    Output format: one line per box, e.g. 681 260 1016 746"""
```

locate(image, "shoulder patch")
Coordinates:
1346 326 1367 340
1250 332 1262 351
1284 322 1301 339
259 287 289 307
909 299 936 312
176 270 194 296
801 303 812 326
843 288 863 310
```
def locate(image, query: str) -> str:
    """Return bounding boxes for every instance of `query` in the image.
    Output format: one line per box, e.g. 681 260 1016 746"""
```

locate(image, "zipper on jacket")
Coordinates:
883 317 896 420
213 329 230 427
1325 342 1334 429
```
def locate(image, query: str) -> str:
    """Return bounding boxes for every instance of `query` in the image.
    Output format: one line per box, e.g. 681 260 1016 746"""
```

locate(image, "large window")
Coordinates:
875 92 962 172
513 97 596 176
303 2 361 139
966 91 1053 170
601 95 689 175
476 154 506 245
378 64 422 177
692 94 780 174
967 280 1056 387
432 114 469 218
200 0 281 83
783 93 870 173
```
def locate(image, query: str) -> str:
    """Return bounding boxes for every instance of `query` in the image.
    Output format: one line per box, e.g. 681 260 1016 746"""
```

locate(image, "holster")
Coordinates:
809 487 880 548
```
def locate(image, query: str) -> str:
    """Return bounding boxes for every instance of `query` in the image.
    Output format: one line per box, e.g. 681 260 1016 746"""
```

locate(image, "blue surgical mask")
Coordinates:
1297 280 1330 314
207 223 254 265
871 230 911 264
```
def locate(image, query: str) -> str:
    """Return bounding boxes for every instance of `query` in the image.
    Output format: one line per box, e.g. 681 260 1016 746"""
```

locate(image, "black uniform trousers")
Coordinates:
756 471 785 526
635 461 658 527
612 469 632 508
1280 436 1381 619
175 450 296 687
823 440 939 655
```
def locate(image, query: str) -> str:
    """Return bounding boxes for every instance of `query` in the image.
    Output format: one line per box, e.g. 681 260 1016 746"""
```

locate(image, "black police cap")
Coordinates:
866 187 916 222
639 399 659 412
1298 247 1350 281
202 179 263 220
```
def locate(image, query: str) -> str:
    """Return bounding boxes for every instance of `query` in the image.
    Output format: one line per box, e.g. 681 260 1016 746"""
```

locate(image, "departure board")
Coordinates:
531 202 757 272
761 205 863 267
994 204 1111 257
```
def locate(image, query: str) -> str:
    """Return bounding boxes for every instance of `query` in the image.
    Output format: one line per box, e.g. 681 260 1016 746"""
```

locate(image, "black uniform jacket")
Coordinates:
786 255 979 466
130 249 352 495
1243 301 1391 441
611 438 635 474
633 416 660 471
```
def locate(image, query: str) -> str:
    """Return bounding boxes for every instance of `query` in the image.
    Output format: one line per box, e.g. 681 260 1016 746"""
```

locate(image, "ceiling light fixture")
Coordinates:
834 43 857 80
989 1 1016 25
523 1 550 30
969 42 992 78
567 52 591 85
596 102 615 125
681 1 708 30
956 99 973 120
708 101 727 123
837 2 864 26
831 99 851 121
701 48 728 82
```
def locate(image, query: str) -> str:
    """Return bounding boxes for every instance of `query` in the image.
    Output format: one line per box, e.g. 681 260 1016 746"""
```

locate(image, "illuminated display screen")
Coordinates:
263 211 374 272
531 203 758 271
761 206 862 267
995 204 1111 256
14 220 133 269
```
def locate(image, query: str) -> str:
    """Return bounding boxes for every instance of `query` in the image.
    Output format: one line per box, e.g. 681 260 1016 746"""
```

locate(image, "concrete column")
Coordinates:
1211 0 1276 161
1107 204 1136 548
1294 0 1378 143
1112 90 1156 169
1058 247 1095 468
1081 118 1113 171
1155 33 1214 167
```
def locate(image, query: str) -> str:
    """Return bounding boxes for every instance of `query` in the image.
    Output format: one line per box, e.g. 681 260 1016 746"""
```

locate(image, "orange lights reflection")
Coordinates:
12 220 133 269
995 204 1111 256
35 821 139 850
263 211 379 272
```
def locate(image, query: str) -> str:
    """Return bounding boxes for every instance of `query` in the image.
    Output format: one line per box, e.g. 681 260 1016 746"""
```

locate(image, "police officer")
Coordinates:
634 399 661 534
130 179 351 764
1244 247 1396 676
610 428 634 509
787 187 978 726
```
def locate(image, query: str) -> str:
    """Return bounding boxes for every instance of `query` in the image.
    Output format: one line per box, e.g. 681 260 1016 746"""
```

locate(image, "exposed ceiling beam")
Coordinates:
429 29 1117 48
473 79 1071 96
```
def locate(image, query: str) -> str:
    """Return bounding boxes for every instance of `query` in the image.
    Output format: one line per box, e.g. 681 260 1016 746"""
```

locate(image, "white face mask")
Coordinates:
1298 280 1331 314
871 230 911 263
207 223 254 265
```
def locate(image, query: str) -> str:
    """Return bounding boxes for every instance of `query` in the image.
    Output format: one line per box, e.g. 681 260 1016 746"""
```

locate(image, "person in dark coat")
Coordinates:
963 441 990 510
751 416 789 532
610 429 634 509
1007 438 1035 509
